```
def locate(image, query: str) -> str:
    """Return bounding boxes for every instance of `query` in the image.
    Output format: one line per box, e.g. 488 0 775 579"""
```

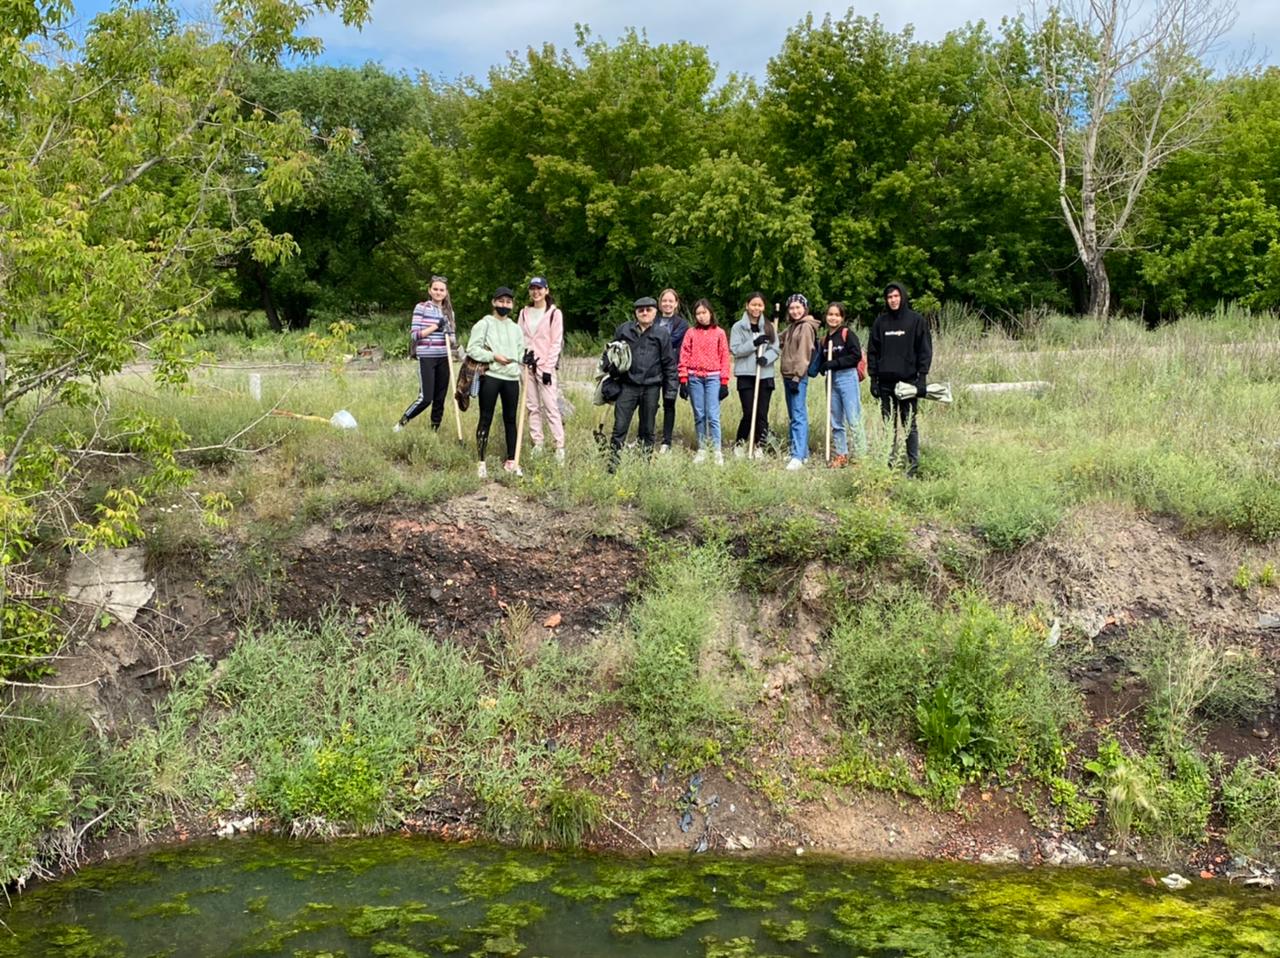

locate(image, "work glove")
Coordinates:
523 349 537 368
542 371 552 386
752 334 769 348
916 375 928 397
869 380 881 400
678 383 689 400
718 384 729 401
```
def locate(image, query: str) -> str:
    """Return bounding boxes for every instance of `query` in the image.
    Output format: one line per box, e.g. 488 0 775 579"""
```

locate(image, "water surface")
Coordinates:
2 837 1277 956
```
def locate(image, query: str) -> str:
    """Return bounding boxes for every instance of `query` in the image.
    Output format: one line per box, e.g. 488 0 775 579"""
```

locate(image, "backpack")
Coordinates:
592 339 632 406
454 319 490 412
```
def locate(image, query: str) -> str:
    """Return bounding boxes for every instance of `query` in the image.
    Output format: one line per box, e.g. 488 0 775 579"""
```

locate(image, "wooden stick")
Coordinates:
825 338 834 463
604 813 657 856
444 332 464 441
268 409 330 424
747 360 763 458
512 367 530 475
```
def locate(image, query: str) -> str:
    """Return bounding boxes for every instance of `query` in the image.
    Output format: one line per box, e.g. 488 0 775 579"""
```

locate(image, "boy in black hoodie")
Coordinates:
867 282 932 476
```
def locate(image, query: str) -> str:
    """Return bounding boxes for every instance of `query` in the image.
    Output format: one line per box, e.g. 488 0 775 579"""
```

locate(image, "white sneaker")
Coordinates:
659 444 671 454
752 447 765 460
714 450 724 465
532 444 544 456
693 449 707 464
733 444 746 459
477 461 487 479
502 459 518 473
786 457 805 471
554 447 566 464
393 422 403 433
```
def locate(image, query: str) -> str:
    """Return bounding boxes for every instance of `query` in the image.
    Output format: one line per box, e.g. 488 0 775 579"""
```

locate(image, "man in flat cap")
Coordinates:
605 296 678 470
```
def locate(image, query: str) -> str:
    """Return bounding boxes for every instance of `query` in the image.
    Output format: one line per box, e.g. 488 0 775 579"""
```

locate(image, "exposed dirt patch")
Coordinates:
276 486 640 647
991 503 1274 641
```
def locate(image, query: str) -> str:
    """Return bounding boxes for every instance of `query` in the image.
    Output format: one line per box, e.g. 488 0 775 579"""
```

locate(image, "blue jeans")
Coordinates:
830 368 866 456
688 374 722 449
784 378 809 460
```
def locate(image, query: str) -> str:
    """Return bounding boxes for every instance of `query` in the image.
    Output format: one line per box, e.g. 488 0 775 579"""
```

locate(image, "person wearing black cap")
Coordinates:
605 296 678 470
867 282 932 476
467 287 525 479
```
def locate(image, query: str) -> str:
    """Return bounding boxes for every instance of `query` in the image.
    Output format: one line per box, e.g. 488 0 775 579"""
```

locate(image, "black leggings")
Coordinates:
735 375 774 446
476 375 519 461
400 355 449 427
660 394 678 445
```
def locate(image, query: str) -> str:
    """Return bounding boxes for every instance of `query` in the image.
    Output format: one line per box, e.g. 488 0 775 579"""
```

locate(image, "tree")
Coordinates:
0 0 368 684
1126 69 1280 314
231 63 425 329
397 27 750 334
762 14 1071 317
999 0 1238 317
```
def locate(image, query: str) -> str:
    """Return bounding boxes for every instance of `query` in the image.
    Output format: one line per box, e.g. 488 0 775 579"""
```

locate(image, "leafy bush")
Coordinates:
1129 623 1273 751
827 504 908 566
253 730 398 830
1221 757 1280 858
1085 737 1211 853
827 588 1080 784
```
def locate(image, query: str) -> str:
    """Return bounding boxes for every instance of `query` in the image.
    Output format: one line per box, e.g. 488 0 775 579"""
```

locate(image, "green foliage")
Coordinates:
254 729 397 830
540 783 603 847
1084 737 1212 853
826 503 908 567
1221 757 1280 858
1047 776 1097 832
621 543 744 768
1128 623 1273 752
1084 738 1157 848
0 597 61 681
230 64 425 329
828 588 1080 785
0 705 97 886
813 734 924 798
0 0 371 681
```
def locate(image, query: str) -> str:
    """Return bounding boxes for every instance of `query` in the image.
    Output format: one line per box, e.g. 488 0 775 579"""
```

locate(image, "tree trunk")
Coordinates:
256 264 282 332
1086 257 1111 320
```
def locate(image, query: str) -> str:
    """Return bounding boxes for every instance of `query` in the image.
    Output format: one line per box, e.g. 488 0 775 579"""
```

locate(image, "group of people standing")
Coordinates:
397 277 933 478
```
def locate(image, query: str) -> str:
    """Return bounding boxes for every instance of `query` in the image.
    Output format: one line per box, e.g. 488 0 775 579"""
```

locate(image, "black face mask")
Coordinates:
494 306 512 317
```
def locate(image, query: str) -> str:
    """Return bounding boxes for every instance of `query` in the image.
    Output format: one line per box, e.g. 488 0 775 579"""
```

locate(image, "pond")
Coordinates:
2 837 1277 957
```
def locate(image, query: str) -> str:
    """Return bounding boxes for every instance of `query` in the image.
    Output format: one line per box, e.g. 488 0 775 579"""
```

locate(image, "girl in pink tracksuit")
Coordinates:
517 277 566 462
678 299 732 464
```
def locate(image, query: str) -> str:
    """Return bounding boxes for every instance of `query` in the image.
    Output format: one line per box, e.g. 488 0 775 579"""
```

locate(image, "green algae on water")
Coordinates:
4 839 1280 957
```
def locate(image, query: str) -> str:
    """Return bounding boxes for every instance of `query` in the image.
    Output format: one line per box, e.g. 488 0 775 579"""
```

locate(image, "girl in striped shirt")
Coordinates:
395 275 455 432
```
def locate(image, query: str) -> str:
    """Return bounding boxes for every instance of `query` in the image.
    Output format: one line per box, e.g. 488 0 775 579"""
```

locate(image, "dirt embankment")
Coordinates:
48 490 1280 869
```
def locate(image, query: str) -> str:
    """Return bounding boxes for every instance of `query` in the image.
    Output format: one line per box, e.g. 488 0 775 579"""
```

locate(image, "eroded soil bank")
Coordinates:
42 486 1280 879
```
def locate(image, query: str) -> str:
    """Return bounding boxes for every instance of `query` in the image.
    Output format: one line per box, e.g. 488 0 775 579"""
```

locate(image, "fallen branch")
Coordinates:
604 813 657 856
132 653 203 679
3 676 101 690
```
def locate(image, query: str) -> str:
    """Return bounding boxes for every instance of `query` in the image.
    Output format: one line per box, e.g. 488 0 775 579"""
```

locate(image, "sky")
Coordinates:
70 0 1277 81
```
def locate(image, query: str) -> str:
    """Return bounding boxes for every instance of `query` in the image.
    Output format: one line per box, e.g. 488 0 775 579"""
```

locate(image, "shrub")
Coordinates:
1221 757 1280 858
1130 623 1273 751
827 588 1080 783
252 729 398 830
826 504 908 567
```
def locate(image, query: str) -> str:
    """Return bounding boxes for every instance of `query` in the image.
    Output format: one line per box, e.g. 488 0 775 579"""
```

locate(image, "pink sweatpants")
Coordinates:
524 367 565 449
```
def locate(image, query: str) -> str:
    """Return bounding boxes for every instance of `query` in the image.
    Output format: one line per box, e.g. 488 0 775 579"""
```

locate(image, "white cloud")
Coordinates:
308 0 1275 79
